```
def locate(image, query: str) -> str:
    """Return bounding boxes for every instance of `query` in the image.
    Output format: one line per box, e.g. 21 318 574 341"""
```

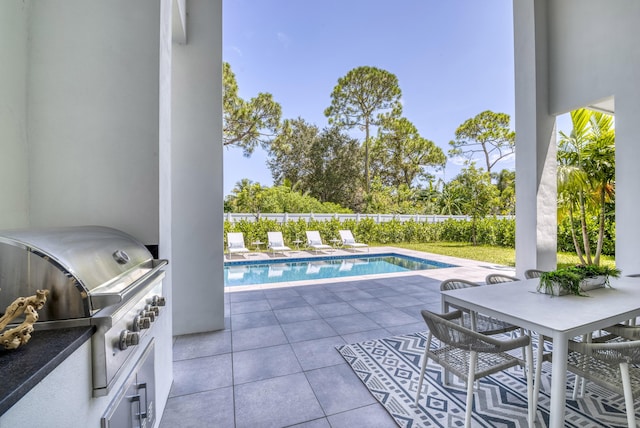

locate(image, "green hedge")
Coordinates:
224 217 517 248
224 216 616 255
557 217 615 256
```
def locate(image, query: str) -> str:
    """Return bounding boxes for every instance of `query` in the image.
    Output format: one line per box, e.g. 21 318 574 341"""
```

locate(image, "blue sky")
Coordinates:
223 0 527 196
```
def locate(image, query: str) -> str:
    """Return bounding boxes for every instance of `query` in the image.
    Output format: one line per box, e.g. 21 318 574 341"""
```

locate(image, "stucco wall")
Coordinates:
547 1 640 115
25 1 160 243
0 1 30 229
171 0 224 334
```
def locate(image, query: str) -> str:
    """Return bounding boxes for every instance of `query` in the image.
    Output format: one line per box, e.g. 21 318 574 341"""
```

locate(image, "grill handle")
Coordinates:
90 259 168 309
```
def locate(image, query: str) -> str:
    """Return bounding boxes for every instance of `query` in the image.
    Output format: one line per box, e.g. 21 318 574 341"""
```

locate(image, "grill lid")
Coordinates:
0 225 168 320
0 225 154 293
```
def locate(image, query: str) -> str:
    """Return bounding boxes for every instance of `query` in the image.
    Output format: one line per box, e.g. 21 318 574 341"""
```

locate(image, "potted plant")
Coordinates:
537 265 621 296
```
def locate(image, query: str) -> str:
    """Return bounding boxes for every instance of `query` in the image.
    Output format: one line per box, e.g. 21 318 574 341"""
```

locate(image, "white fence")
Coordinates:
225 213 514 223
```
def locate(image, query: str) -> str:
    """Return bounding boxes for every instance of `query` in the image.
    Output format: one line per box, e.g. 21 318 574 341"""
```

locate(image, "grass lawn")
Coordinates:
378 241 616 269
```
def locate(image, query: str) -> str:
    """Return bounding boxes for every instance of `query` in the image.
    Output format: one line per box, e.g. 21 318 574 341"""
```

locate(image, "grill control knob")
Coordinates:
132 315 151 331
119 330 140 350
141 310 156 323
152 295 166 307
140 317 151 329
145 304 160 316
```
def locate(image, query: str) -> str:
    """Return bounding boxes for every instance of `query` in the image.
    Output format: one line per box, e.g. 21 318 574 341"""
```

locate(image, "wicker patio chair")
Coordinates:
485 273 520 284
482 273 553 409
565 326 640 428
524 269 545 279
440 279 520 335
440 278 529 388
415 309 534 428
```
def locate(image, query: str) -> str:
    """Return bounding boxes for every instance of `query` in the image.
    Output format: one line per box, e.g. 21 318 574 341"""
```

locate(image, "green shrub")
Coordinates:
223 217 518 248
557 217 615 256
224 216 622 255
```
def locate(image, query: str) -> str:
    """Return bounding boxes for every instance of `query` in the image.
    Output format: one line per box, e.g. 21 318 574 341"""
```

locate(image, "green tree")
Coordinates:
370 117 446 188
447 164 498 245
558 108 615 265
582 113 615 264
225 181 352 214
268 121 363 211
307 127 363 210
415 179 442 215
437 182 464 215
364 177 395 213
493 169 516 214
364 178 431 215
226 179 268 219
324 66 402 193
449 110 515 174
223 62 282 156
267 118 318 186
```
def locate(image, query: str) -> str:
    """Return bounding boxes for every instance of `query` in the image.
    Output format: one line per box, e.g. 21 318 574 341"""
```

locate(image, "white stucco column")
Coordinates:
171 0 224 334
614 93 640 273
513 0 558 276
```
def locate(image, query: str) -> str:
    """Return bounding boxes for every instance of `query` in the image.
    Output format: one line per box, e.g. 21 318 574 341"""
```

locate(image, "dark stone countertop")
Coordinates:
0 326 95 416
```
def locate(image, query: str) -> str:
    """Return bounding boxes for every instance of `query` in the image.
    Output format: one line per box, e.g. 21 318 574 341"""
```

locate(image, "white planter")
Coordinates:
543 283 569 296
580 275 607 291
541 275 607 296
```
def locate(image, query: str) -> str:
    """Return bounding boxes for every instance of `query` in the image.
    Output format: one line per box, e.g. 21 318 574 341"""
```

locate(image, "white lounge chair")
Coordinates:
226 232 250 258
305 231 332 253
339 230 369 252
267 231 291 255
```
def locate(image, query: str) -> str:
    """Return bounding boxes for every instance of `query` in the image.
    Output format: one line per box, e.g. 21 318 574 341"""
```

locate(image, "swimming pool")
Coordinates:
224 253 457 287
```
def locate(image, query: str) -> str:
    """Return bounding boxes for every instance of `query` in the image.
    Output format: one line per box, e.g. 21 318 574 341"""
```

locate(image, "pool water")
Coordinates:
224 253 456 287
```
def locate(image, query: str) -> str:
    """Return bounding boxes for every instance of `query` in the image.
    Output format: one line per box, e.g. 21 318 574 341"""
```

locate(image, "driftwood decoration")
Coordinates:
0 289 50 350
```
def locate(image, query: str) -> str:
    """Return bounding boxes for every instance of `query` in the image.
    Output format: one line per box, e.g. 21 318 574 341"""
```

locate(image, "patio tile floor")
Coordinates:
160 249 513 427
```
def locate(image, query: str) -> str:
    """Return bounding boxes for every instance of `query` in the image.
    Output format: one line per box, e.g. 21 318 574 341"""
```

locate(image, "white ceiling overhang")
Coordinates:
587 97 615 115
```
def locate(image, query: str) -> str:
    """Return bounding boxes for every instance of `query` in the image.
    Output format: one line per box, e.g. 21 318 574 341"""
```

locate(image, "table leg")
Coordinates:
549 331 568 428
532 333 543 417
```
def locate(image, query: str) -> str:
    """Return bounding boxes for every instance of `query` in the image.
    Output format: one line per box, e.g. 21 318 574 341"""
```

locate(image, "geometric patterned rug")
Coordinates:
337 332 633 427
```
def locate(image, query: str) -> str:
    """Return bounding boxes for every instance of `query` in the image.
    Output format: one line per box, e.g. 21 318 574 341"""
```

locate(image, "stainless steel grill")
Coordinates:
0 225 168 396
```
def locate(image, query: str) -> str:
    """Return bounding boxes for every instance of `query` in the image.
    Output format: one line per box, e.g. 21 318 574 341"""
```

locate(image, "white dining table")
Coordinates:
440 276 640 428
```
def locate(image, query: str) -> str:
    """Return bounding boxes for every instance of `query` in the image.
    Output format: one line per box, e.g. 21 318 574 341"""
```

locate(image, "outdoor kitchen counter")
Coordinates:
0 326 95 416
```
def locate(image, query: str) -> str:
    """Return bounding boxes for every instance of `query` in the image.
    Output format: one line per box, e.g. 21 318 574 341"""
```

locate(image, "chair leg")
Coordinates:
579 372 586 397
572 375 581 399
465 351 477 428
520 328 526 373
415 333 432 405
620 362 637 428
573 333 591 399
